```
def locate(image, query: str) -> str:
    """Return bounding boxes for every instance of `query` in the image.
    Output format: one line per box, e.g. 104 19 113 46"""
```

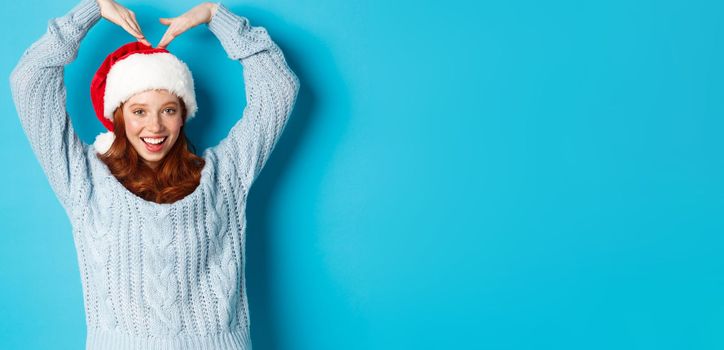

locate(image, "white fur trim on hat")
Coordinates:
103 52 197 122
93 130 116 155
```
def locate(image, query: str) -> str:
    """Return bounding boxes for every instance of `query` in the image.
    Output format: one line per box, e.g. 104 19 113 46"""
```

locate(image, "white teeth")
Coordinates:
142 137 166 145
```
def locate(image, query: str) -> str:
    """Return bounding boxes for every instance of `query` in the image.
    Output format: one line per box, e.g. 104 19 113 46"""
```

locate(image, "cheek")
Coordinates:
125 119 144 134
168 119 184 136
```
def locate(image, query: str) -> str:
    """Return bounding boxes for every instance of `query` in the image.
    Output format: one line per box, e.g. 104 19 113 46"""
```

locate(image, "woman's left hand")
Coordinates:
157 2 220 48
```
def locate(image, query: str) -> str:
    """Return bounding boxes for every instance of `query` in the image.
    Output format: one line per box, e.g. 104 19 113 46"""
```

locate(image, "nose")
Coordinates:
146 113 164 132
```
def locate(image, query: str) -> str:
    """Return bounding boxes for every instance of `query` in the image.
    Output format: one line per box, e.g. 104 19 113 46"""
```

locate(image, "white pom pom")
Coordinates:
93 131 116 154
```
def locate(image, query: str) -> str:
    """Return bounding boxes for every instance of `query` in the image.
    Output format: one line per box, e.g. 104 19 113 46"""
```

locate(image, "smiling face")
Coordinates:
122 89 184 170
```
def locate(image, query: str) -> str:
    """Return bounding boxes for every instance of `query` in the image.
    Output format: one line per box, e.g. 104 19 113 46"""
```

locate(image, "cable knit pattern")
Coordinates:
142 206 183 335
87 185 118 330
8 0 300 349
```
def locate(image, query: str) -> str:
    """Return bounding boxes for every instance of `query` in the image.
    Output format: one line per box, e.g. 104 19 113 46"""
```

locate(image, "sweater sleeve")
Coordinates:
9 0 101 214
206 3 300 193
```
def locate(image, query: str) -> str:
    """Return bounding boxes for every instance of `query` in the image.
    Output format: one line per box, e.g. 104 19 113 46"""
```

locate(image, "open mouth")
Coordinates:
141 136 167 145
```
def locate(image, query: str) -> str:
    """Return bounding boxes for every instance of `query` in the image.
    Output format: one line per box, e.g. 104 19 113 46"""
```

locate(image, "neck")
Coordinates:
143 159 159 170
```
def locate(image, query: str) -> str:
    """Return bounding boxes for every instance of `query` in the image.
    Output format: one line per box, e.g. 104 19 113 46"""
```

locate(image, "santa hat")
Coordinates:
90 41 198 154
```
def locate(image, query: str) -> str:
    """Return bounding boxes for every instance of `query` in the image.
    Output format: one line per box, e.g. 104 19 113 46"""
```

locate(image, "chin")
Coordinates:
142 154 165 162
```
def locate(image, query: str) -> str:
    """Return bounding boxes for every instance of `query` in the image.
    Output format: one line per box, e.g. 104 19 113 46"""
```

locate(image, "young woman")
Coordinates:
9 0 299 348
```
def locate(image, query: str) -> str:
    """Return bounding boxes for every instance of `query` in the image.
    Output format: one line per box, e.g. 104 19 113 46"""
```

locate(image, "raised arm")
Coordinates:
207 3 301 193
9 0 101 214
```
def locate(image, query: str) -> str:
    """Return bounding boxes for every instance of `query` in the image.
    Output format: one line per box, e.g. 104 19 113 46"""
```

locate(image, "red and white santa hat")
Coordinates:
90 41 198 154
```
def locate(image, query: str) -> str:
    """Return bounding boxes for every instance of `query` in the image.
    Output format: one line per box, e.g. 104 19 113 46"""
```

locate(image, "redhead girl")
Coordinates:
10 0 299 348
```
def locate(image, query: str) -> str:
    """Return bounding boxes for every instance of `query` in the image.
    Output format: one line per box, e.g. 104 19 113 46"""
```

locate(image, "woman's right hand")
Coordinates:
96 0 151 46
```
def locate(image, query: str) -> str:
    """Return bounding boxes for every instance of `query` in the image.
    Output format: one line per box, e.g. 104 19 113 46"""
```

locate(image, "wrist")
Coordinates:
206 2 219 21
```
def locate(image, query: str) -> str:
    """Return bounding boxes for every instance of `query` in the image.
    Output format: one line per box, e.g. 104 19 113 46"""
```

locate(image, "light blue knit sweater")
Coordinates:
9 0 299 348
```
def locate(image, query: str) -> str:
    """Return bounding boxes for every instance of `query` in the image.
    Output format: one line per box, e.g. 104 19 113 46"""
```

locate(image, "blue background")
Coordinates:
1 0 723 349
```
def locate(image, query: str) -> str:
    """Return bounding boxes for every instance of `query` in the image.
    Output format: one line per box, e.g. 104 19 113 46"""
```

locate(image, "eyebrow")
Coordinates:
127 101 180 108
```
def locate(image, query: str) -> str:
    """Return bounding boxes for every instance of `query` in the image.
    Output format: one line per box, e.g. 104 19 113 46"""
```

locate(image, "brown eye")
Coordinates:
164 108 177 115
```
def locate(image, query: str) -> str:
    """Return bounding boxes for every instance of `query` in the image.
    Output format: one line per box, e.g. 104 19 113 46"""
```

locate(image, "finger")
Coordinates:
128 19 151 46
157 29 176 48
126 12 144 38
157 18 175 47
157 29 170 48
126 21 147 45
123 20 144 40
122 21 150 47
160 21 191 48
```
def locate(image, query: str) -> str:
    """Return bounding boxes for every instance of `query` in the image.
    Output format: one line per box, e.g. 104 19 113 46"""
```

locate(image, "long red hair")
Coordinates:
95 99 206 204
